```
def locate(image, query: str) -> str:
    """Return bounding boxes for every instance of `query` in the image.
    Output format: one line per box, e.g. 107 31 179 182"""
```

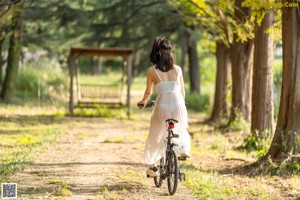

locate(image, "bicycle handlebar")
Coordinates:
137 100 155 108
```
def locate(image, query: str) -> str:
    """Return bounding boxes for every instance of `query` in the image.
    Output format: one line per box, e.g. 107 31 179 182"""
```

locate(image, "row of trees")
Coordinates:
171 0 299 163
182 0 300 161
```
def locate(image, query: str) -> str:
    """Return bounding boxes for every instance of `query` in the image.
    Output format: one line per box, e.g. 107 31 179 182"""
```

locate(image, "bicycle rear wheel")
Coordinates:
167 149 179 195
154 158 164 187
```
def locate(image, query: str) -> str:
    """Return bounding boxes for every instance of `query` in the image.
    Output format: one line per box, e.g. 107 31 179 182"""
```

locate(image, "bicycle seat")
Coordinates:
165 119 178 123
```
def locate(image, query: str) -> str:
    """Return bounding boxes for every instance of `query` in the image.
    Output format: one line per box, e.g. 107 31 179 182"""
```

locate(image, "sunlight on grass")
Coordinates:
103 137 125 143
119 170 143 182
182 163 282 200
50 178 73 197
0 118 67 183
0 104 66 116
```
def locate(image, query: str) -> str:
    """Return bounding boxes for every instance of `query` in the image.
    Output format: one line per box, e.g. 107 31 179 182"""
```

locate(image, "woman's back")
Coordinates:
152 66 179 85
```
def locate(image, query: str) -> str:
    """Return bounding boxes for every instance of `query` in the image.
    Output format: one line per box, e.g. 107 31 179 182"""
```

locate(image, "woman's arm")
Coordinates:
138 68 154 107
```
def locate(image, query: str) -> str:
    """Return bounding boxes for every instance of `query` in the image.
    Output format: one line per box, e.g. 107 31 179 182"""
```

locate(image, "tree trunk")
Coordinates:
0 39 3 84
229 0 253 122
209 41 230 121
251 10 274 138
187 35 200 93
180 32 188 80
0 1 23 102
266 1 300 159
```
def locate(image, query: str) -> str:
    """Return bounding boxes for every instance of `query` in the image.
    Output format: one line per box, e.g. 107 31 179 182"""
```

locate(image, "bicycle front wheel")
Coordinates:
154 157 164 188
167 149 179 195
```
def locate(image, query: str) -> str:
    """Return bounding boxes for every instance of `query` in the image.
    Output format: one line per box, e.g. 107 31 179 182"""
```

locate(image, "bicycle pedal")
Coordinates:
146 174 158 178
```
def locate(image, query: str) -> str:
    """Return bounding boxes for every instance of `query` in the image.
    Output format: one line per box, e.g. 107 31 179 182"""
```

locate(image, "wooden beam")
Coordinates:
70 47 132 57
126 55 132 119
69 55 75 117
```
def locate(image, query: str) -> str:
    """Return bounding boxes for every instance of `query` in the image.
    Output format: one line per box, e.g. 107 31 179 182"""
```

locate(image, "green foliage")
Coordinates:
181 163 276 199
286 160 300 174
173 0 212 26
229 112 250 132
73 105 127 119
258 157 300 176
185 92 210 112
242 130 272 158
273 58 282 119
150 91 210 112
15 65 68 100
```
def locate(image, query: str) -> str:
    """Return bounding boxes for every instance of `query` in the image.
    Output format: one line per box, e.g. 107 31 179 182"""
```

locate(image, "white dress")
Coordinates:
144 66 191 164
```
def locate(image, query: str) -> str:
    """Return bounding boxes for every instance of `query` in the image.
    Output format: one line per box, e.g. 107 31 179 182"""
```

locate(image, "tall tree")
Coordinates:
266 1 300 159
229 0 254 122
208 3 233 122
0 0 23 102
0 1 16 84
251 10 274 138
209 40 230 121
170 0 211 94
0 37 3 84
187 27 200 93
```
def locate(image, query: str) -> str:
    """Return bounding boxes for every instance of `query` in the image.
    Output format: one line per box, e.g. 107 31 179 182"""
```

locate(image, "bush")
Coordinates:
185 92 210 112
241 129 272 158
15 66 68 101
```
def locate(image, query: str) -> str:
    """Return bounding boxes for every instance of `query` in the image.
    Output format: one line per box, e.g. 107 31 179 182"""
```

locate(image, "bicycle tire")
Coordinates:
167 149 179 195
154 158 164 187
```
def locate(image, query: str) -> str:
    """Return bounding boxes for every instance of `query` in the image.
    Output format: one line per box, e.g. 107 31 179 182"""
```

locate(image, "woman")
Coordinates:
138 37 191 177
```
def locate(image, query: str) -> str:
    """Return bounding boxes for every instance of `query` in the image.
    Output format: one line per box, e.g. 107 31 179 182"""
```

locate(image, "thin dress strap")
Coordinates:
153 66 162 81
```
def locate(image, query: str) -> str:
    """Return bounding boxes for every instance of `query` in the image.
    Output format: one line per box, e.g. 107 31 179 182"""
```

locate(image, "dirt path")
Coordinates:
9 118 197 200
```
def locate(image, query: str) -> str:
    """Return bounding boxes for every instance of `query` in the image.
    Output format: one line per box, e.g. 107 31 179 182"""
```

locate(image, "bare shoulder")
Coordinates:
147 66 155 73
174 65 182 72
146 66 155 77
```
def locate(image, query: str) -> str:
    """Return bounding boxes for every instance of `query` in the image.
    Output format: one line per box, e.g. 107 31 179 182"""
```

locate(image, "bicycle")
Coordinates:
138 100 186 196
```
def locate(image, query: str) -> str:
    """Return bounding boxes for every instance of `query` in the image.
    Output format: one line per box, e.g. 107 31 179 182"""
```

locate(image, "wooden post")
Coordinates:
126 55 132 119
69 55 75 117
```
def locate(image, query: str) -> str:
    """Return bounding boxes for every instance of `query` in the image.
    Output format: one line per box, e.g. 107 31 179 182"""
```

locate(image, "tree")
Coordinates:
187 26 200 93
208 3 233 122
0 0 23 102
266 1 300 160
0 0 17 84
251 9 274 138
169 0 211 94
229 0 254 123
209 40 230 121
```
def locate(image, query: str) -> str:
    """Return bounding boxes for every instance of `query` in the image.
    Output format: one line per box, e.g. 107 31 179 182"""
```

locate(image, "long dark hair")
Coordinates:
149 37 174 72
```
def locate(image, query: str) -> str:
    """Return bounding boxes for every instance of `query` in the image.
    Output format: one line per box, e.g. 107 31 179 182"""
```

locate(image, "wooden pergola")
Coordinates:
68 47 133 118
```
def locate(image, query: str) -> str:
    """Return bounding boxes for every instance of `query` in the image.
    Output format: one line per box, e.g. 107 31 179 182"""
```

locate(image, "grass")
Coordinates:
0 116 67 183
181 163 280 200
103 137 125 143
72 105 128 118
180 114 300 200
51 179 73 196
